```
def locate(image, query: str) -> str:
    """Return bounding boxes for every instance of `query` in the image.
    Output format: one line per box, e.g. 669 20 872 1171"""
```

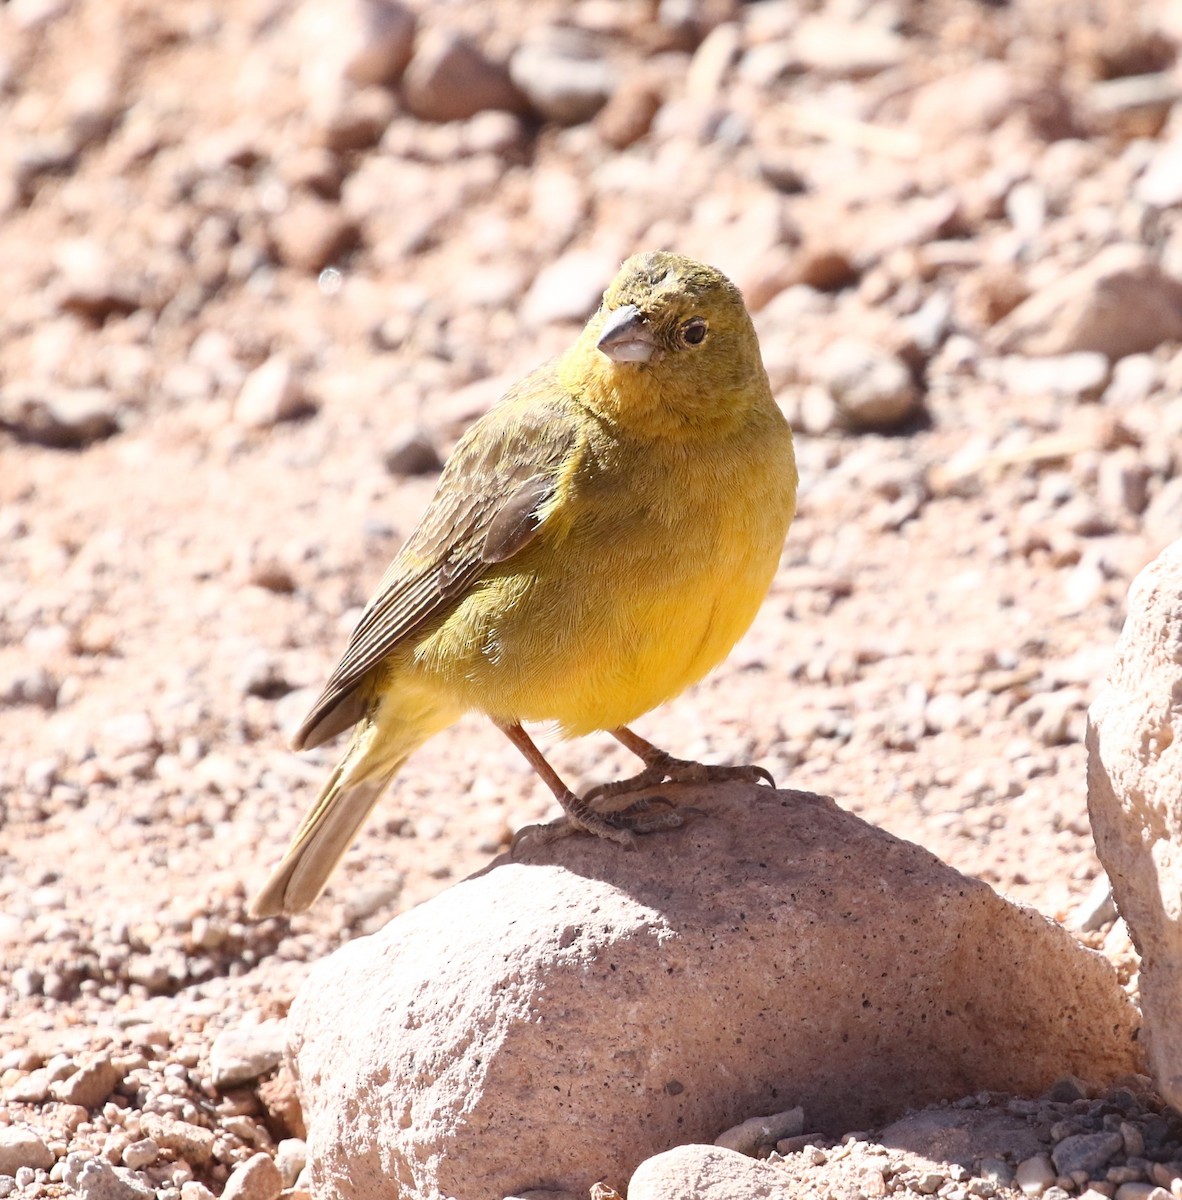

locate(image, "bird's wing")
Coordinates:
293 372 579 750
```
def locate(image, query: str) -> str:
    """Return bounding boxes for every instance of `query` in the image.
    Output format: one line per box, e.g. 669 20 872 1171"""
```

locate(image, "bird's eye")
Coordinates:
682 318 708 346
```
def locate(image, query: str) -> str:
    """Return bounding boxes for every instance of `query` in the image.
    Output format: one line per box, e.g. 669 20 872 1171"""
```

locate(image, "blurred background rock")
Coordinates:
2 0 1181 1192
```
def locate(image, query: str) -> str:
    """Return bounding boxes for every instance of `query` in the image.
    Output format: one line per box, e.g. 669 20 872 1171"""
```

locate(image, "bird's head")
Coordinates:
560 251 771 438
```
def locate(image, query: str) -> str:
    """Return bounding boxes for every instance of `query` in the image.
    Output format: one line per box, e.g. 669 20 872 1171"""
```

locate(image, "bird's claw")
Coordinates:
511 815 637 857
509 756 770 857
584 757 775 804
510 790 699 856
583 765 667 806
677 761 775 789
604 793 686 833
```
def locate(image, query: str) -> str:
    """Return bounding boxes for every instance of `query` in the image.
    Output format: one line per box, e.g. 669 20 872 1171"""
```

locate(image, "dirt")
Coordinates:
0 0 1178 1194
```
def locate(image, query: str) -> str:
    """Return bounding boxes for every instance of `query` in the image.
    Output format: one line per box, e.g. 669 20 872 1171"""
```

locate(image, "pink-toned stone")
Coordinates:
402 29 526 123
629 1144 793 1200
990 245 1182 360
269 195 359 274
289 786 1139 1200
298 0 416 114
1088 539 1182 1110
222 1152 283 1200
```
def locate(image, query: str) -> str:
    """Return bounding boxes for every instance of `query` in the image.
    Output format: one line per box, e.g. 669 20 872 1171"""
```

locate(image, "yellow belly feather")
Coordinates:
405 411 796 737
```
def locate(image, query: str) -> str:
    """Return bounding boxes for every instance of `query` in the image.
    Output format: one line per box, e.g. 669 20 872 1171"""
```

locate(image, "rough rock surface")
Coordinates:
1088 539 1182 1111
289 786 1139 1200
631 1084 1182 1200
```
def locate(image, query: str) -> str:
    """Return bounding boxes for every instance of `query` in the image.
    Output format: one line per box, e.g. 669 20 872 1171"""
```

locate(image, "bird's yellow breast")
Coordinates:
408 400 796 737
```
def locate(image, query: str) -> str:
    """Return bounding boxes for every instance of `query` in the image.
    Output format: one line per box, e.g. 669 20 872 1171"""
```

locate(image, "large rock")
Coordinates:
289 786 1140 1200
989 244 1182 360
1088 538 1182 1109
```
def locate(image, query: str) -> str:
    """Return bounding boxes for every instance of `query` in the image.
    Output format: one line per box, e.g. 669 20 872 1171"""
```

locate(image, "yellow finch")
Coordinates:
250 251 797 918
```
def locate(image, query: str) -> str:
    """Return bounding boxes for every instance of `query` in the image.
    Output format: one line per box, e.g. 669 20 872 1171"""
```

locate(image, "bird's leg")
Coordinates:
581 726 776 805
497 721 683 852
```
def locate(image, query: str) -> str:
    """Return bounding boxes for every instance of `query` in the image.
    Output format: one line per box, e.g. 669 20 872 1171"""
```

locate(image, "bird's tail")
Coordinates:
249 723 411 918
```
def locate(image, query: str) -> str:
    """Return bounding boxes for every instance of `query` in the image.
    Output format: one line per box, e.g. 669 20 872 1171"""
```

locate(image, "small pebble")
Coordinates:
275 1138 307 1189
180 1185 216 1200
510 27 616 124
64 1156 154 1200
980 1158 1015 1186
221 1152 283 1200
814 337 922 431
234 357 311 428
139 1116 216 1165
714 1106 804 1155
0 386 120 448
0 1127 53 1175
1121 1122 1146 1159
1114 1186 1167 1200
6 1068 51 1103
234 650 292 699
53 1054 124 1108
209 1022 287 1088
1053 1131 1125 1178
120 1138 159 1170
1047 1076 1091 1103
0 666 58 708
384 426 444 476
100 712 158 757
1016 1154 1057 1196
1151 1164 1182 1189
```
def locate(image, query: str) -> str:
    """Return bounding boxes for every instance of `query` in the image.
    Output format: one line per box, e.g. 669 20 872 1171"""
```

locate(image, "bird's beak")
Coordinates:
596 304 658 364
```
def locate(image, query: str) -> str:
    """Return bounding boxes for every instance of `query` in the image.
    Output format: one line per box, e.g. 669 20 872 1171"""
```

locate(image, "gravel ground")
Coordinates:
1 0 1178 1194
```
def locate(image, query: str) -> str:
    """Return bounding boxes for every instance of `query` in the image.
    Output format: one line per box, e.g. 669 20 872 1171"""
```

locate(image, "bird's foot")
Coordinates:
510 792 688 855
583 755 775 805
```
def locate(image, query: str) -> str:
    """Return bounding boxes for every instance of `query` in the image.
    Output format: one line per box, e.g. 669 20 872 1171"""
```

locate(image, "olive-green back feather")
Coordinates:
292 369 577 750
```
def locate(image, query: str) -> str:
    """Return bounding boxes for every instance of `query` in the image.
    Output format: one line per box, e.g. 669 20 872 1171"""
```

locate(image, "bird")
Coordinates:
249 250 798 918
